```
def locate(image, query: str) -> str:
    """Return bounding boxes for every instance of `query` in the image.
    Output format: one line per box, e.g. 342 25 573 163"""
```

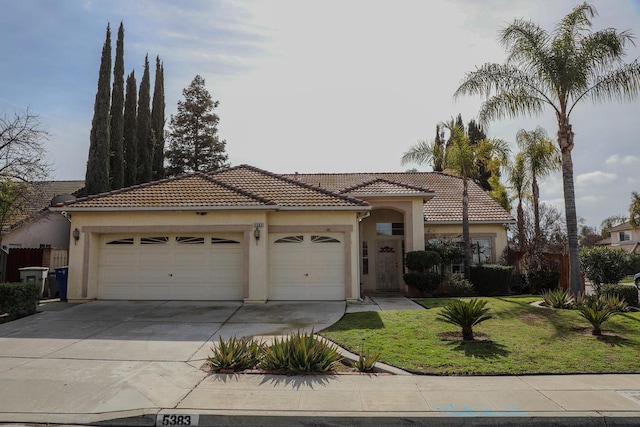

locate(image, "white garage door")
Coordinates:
98 233 244 300
269 233 345 300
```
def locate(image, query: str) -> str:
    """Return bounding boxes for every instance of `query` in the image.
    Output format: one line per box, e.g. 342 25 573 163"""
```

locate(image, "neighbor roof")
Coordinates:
56 165 369 211
3 180 85 232
285 172 514 223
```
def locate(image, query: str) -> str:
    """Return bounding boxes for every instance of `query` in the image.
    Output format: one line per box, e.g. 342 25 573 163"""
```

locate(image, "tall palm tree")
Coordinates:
508 153 530 251
402 120 510 278
516 127 560 249
454 2 640 295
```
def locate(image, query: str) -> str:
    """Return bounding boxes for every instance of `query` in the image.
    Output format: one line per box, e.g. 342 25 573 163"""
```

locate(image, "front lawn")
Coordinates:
320 296 640 375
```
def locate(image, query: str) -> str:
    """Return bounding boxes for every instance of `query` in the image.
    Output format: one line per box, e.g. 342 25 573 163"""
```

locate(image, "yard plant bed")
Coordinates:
320 296 640 375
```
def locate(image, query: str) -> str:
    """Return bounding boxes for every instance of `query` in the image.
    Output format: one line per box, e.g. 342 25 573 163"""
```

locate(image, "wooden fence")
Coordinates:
4 248 68 283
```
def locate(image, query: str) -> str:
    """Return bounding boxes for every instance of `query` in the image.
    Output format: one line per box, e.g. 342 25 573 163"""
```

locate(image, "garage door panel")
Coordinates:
100 250 138 265
269 233 345 300
98 233 244 300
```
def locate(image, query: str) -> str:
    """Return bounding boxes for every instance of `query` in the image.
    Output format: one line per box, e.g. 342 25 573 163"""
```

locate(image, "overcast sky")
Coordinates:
1 0 639 228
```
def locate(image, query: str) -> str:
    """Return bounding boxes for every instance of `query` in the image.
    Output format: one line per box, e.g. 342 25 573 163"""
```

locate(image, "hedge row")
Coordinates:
0 282 40 322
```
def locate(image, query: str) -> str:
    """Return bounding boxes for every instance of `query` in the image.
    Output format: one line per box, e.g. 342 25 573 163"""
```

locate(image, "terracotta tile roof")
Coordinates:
60 166 368 210
285 172 514 223
4 180 85 231
341 178 434 197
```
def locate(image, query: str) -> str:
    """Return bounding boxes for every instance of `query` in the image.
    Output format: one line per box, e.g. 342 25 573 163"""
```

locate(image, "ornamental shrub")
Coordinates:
579 247 628 295
405 250 441 272
402 271 441 295
601 284 639 307
437 298 492 341
469 264 513 296
0 282 40 323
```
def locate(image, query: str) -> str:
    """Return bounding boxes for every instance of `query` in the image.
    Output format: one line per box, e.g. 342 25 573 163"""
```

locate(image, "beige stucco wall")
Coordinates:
425 223 509 263
3 213 71 250
66 209 362 302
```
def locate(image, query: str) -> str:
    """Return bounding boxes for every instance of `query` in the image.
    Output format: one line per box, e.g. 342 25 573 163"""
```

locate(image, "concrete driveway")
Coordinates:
0 300 346 422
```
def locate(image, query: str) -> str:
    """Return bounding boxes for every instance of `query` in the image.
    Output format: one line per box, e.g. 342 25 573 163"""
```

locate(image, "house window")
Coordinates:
106 238 134 245
376 222 404 236
211 237 240 244
311 235 341 243
274 235 304 243
140 236 169 245
471 237 492 264
176 236 205 244
620 231 631 242
362 241 369 275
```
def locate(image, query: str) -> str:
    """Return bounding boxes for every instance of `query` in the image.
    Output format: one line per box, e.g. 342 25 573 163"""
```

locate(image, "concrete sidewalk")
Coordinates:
0 298 639 426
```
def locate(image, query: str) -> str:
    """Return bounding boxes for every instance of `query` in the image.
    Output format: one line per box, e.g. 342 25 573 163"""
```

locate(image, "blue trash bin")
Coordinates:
55 267 69 302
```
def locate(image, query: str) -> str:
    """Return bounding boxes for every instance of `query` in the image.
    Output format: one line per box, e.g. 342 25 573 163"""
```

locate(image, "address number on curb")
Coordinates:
156 414 199 426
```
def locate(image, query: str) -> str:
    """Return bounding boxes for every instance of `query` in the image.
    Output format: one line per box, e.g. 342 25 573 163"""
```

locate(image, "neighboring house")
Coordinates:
2 181 85 250
603 222 640 254
51 165 513 302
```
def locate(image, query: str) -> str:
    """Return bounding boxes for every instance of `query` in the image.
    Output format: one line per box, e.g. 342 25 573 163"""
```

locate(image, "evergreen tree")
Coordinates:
151 56 165 180
165 75 229 176
85 24 112 195
432 124 444 172
136 55 152 184
109 22 125 190
123 71 138 187
467 119 490 190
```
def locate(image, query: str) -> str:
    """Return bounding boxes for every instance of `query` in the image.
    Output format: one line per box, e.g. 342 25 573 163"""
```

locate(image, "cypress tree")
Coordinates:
151 56 165 180
109 22 125 190
136 55 152 184
85 24 112 195
123 71 138 187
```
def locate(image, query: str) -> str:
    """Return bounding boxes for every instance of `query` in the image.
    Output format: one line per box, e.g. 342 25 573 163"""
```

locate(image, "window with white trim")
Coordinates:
619 231 631 242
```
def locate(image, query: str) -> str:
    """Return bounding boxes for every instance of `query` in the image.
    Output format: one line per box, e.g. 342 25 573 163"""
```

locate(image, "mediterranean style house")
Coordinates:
50 165 514 302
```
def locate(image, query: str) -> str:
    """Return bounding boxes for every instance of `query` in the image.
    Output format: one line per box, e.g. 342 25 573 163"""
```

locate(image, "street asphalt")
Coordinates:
0 297 638 426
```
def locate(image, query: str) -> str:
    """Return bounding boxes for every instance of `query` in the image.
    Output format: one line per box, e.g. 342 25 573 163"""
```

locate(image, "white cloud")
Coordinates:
576 171 617 187
605 154 640 166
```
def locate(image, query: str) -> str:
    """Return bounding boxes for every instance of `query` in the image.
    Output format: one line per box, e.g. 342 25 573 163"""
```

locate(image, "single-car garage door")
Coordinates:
98 233 244 300
269 233 345 300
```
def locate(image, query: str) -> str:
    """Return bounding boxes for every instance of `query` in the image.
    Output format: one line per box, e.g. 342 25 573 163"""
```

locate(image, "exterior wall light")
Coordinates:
72 228 80 244
253 223 264 243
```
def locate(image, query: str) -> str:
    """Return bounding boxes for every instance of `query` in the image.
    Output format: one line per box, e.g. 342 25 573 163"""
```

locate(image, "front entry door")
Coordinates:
376 240 399 291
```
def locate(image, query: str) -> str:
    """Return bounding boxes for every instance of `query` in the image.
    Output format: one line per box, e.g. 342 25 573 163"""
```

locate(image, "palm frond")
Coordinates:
401 140 436 167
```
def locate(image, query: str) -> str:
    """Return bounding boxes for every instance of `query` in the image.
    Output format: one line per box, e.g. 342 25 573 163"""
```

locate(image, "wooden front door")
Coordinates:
376 240 399 290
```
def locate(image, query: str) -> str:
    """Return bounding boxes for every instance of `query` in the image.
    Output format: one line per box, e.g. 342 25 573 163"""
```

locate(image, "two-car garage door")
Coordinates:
97 232 346 301
97 233 244 300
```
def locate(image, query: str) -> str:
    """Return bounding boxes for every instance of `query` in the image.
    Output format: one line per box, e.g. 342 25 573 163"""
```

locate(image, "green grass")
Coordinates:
321 296 640 375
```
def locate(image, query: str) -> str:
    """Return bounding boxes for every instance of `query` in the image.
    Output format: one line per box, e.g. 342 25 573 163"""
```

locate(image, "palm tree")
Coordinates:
516 127 560 249
508 153 530 251
454 2 640 295
402 120 510 278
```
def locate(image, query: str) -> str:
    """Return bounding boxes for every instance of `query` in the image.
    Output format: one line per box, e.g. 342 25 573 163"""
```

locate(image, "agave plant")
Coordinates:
207 336 265 372
437 298 492 341
574 294 624 336
541 289 574 309
260 330 342 374
355 345 380 373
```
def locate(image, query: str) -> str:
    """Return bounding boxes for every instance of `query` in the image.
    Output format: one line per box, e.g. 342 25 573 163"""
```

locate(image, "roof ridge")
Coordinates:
340 177 432 194
221 165 369 206
199 173 276 206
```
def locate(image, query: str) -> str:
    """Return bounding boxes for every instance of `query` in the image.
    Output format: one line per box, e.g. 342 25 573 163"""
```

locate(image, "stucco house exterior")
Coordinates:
51 165 513 302
2 180 84 250
602 222 640 254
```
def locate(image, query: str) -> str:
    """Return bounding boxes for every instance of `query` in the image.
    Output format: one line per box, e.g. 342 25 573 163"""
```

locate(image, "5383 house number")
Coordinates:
156 414 199 426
